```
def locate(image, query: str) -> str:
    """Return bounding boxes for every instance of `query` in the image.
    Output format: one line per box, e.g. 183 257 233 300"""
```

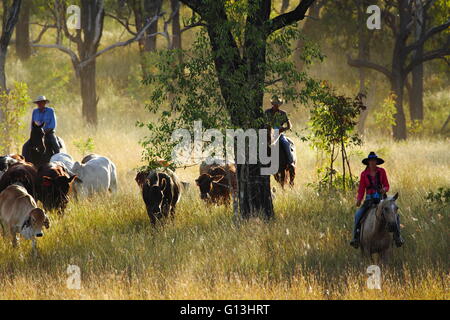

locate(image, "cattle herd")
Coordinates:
0 153 238 254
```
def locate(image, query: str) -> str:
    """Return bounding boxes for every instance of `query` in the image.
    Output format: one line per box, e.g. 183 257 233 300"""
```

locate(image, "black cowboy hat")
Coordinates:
362 152 385 165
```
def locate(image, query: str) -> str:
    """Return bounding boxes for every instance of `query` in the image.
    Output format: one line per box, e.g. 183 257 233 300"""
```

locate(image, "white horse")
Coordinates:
360 193 400 264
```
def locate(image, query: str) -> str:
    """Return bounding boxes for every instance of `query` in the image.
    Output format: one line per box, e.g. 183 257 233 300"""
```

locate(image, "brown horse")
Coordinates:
360 193 400 264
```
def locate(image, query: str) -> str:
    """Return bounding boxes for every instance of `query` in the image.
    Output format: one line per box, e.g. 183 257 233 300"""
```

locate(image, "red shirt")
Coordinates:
357 167 389 202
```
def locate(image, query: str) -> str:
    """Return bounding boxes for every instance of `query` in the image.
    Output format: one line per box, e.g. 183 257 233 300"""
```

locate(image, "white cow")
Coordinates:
50 153 76 175
71 156 118 197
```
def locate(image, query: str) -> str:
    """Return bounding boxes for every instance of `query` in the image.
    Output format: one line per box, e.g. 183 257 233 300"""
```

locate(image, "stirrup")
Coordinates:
350 238 360 249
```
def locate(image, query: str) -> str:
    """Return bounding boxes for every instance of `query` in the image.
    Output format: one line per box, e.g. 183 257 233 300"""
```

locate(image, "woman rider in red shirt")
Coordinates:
350 152 404 248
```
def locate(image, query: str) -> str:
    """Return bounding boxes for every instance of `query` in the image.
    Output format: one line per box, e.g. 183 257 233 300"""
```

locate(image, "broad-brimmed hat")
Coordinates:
271 95 284 105
362 152 385 165
33 96 50 104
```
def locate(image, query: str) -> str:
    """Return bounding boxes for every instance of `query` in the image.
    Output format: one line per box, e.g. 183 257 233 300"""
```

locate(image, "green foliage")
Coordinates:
73 137 95 156
426 187 450 205
374 93 397 135
0 82 30 154
307 84 365 191
139 6 326 170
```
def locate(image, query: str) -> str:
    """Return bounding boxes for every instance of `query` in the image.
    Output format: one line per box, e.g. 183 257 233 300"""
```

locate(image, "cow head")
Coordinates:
135 171 150 189
145 177 168 215
41 175 78 209
21 208 50 239
195 174 224 200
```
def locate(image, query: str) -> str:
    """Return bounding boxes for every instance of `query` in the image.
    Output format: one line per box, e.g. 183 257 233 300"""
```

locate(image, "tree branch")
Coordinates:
347 55 393 80
405 18 450 53
105 12 137 36
404 43 450 74
78 13 162 69
268 0 316 34
30 43 80 68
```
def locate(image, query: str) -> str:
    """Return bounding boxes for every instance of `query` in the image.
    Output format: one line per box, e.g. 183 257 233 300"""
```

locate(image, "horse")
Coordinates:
22 122 66 168
268 128 296 188
360 193 400 264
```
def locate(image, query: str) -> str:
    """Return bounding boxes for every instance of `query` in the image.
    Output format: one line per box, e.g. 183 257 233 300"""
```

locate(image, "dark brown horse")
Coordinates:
22 122 66 168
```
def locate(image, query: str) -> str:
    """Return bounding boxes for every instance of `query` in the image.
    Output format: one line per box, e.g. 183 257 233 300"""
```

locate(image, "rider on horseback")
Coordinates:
350 152 404 249
265 95 295 171
30 96 60 155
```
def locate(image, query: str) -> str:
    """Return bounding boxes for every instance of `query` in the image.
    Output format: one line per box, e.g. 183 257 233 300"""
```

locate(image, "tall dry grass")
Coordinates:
0 120 448 299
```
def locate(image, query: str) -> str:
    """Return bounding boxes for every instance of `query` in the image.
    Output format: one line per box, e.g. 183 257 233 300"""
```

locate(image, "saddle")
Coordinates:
360 198 380 225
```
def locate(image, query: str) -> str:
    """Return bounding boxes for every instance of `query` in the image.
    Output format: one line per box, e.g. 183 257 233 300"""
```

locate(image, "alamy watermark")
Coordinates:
367 265 381 290
367 5 381 30
171 121 281 175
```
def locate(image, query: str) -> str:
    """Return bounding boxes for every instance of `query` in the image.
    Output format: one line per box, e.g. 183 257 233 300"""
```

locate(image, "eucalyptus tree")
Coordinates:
142 0 323 219
0 0 22 91
348 0 450 140
32 0 161 125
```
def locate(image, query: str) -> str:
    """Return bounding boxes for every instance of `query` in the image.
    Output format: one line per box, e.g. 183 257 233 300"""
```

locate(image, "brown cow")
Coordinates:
36 163 78 214
0 184 50 254
0 162 38 198
196 166 237 206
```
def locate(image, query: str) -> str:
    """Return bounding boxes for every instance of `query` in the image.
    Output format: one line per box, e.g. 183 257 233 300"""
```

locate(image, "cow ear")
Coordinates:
44 215 50 229
68 175 78 184
393 192 399 201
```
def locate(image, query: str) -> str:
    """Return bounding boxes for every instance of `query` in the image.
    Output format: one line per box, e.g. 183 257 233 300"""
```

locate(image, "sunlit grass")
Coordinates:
0 133 448 299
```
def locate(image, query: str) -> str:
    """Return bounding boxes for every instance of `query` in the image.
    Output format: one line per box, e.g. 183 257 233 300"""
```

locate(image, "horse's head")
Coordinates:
377 193 399 232
30 122 46 154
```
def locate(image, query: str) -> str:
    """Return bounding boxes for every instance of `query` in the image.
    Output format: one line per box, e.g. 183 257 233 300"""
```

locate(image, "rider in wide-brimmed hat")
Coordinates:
265 95 295 170
350 152 404 248
28 95 61 154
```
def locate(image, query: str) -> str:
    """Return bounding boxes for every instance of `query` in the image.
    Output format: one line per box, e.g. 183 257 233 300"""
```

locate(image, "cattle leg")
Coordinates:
289 166 296 187
10 230 18 248
279 171 286 189
0 222 5 237
31 238 38 257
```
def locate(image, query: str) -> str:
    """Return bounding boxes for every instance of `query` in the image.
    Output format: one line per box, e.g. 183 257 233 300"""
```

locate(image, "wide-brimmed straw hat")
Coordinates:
362 152 385 165
270 95 284 105
33 96 50 104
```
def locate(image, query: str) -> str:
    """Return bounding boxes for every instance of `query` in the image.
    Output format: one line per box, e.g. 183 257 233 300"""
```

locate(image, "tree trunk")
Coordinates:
409 0 425 121
0 51 7 91
15 0 31 61
237 162 274 220
79 61 98 125
143 0 162 52
391 75 407 140
409 58 424 121
171 0 182 52
0 0 22 123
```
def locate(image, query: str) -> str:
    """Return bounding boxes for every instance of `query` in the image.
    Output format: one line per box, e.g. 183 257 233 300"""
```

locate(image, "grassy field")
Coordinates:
0 128 448 299
1 10 448 300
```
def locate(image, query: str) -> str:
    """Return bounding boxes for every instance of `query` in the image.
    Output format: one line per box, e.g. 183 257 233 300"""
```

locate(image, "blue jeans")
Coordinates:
279 134 294 165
